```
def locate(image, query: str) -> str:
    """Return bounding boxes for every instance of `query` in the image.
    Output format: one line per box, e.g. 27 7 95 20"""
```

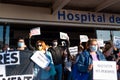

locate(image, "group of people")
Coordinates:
1 33 120 80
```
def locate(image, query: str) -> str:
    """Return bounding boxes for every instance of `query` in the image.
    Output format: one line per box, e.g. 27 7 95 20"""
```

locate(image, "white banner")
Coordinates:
31 51 50 69
30 27 41 36
69 46 78 55
93 61 117 80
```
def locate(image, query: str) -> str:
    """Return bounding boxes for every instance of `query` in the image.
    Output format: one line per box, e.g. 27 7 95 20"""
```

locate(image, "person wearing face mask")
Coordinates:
6 37 34 76
17 37 28 50
76 39 106 80
48 39 64 80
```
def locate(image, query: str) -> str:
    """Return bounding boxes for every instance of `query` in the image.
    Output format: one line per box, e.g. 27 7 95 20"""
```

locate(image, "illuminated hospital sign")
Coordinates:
57 10 120 25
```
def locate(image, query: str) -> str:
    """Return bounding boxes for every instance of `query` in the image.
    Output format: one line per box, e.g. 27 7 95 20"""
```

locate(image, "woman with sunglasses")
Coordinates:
32 40 55 80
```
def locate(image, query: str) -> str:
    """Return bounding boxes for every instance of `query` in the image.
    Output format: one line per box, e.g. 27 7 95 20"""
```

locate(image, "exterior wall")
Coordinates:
0 3 120 28
0 3 53 21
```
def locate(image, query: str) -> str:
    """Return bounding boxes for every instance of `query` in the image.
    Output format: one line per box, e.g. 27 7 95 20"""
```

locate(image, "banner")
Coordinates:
93 61 117 80
0 50 34 79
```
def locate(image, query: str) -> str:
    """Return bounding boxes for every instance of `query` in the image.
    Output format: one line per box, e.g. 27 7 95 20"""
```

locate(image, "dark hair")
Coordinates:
17 37 25 41
52 39 58 42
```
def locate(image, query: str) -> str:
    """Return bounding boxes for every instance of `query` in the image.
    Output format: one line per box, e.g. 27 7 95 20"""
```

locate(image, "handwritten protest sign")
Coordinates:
30 27 41 36
31 51 50 69
93 61 117 80
69 46 78 55
60 32 69 40
80 35 89 42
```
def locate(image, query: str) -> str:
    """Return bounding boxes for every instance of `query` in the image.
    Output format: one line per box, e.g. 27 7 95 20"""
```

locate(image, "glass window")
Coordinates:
0 25 10 50
0 26 3 49
5 25 10 45
96 30 111 41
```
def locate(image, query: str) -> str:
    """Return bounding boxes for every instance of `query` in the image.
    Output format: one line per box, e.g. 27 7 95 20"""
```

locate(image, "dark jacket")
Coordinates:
48 46 63 65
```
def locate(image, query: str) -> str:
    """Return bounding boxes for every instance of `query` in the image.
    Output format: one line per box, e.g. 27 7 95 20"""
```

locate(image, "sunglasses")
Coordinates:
37 45 42 47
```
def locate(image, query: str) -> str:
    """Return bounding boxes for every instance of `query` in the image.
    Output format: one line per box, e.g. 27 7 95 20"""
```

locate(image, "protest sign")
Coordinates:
80 35 89 42
31 51 50 69
93 61 117 80
113 36 120 48
69 46 78 55
30 27 41 36
60 32 69 40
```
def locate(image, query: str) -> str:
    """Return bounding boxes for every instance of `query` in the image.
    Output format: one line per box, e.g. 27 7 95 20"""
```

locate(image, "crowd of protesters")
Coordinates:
1 32 120 80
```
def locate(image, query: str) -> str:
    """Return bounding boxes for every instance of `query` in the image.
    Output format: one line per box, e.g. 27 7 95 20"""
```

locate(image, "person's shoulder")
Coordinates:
82 50 90 56
47 47 53 51
96 50 103 55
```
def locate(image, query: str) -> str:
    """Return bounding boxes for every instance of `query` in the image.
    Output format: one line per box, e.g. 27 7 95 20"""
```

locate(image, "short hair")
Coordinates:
86 38 97 49
52 39 58 42
18 37 25 41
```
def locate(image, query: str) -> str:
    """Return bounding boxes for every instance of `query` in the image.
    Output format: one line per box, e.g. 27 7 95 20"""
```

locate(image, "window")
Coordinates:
0 25 10 49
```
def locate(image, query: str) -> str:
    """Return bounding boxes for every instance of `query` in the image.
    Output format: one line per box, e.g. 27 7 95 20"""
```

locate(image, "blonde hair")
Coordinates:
86 38 97 49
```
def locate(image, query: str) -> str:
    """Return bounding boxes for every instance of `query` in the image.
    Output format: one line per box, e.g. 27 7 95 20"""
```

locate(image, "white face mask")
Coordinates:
18 42 24 48
61 41 66 46
90 45 98 52
53 42 58 46
38 46 42 50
